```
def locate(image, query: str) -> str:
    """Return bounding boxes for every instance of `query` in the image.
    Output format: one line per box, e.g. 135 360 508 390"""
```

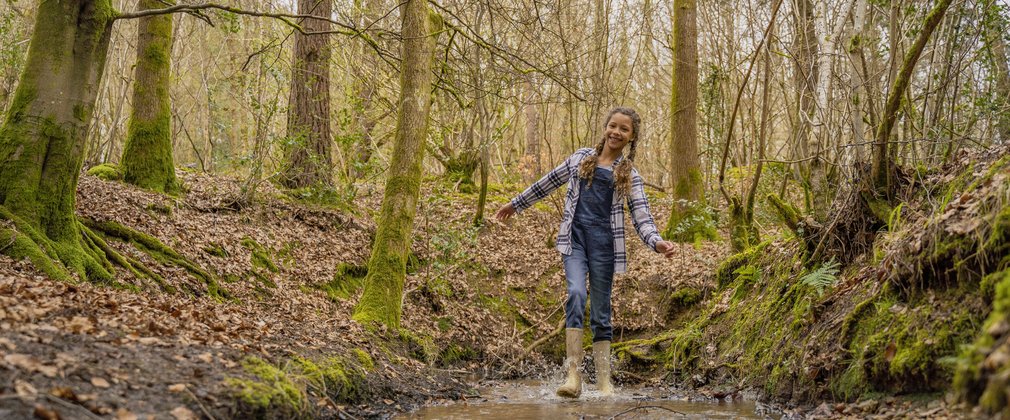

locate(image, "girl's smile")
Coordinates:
604 113 634 153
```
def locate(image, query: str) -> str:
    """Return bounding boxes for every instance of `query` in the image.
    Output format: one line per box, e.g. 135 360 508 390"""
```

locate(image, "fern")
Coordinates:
801 260 840 296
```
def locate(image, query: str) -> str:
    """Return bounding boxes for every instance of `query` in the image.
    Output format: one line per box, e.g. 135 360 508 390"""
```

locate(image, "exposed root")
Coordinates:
82 218 226 298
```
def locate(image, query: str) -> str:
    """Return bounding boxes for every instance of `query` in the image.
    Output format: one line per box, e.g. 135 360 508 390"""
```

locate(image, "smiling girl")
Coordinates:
495 107 675 398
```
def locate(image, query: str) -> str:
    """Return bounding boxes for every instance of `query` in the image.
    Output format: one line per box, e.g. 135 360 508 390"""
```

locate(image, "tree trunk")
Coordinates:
281 0 333 189
353 0 436 328
589 0 609 143
519 78 541 183
664 0 713 243
871 0 954 197
0 0 116 282
121 0 179 194
985 7 1010 142
792 0 818 214
348 0 380 182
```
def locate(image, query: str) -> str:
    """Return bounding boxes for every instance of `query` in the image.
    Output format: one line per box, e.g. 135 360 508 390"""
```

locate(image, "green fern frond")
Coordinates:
801 260 840 296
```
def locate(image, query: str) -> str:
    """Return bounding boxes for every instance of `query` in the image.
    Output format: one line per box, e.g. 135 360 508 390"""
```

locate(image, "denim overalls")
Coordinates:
562 166 616 342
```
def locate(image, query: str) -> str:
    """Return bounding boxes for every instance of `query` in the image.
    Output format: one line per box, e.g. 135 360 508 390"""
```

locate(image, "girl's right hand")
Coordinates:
495 202 516 222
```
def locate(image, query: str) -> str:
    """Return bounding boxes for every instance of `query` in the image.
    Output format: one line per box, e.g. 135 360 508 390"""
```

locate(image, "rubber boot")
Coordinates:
556 328 583 398
593 340 613 396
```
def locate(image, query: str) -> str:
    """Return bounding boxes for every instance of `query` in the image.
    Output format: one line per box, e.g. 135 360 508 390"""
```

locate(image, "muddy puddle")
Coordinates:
401 380 779 419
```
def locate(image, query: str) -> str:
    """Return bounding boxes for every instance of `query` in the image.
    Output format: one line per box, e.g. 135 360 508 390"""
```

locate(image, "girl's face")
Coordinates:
604 113 635 153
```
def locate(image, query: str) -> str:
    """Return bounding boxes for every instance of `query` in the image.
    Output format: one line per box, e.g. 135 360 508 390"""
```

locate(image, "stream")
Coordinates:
401 380 780 419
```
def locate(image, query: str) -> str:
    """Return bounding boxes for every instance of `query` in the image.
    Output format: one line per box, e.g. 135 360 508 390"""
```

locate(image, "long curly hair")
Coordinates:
577 107 641 199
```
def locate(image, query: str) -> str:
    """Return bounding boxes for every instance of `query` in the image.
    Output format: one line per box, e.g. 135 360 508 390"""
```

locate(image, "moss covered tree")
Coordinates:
0 1 119 282
664 0 715 243
352 0 437 328
0 1 221 295
120 0 179 194
281 0 334 189
870 0 953 198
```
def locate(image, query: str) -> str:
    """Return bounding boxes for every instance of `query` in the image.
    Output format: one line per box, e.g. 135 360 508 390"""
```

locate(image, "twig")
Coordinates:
607 404 685 419
43 394 104 420
523 318 564 354
184 387 218 420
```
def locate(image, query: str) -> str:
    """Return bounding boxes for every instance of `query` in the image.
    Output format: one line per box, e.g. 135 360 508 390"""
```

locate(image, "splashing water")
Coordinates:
400 380 778 419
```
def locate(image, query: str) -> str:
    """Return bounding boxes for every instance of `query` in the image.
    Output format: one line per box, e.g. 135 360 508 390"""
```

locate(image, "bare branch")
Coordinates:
429 1 585 102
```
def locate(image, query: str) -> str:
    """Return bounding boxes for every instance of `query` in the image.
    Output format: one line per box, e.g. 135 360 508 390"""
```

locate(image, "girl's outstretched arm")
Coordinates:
495 202 516 222
627 169 674 258
505 149 592 216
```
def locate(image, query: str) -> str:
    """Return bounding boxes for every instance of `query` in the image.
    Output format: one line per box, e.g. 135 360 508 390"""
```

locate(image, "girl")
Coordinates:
496 107 675 398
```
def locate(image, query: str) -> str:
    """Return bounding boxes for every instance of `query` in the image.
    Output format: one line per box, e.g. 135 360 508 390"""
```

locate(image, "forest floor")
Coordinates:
0 169 725 419
0 164 988 419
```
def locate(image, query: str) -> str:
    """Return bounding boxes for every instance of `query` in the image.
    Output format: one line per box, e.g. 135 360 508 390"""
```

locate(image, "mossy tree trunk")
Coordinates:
120 0 179 195
664 0 714 243
281 0 333 189
791 0 818 215
870 0 953 198
0 0 117 282
352 0 436 328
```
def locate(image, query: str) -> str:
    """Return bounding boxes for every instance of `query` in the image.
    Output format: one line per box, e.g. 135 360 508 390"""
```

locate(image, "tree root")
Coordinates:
0 205 110 283
82 218 226 298
0 203 221 297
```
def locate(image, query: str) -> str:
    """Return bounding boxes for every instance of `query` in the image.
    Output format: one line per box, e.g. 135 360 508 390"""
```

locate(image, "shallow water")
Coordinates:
401 380 778 419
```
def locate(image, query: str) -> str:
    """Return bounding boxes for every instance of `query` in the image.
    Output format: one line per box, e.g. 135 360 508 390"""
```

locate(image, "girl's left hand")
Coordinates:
656 240 676 259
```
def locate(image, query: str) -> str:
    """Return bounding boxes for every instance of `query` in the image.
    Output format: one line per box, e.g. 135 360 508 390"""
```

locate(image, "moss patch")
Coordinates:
314 262 367 302
86 163 123 181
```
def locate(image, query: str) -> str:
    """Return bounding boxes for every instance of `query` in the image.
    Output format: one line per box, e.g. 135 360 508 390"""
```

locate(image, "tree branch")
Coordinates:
114 2 397 67
429 1 585 102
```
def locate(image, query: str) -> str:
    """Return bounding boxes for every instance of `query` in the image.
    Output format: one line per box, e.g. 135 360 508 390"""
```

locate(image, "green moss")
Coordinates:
226 357 306 417
353 172 425 328
293 356 367 402
86 163 123 181
203 242 229 258
352 349 374 371
241 237 279 273
440 343 478 365
121 0 178 195
955 269 1010 411
715 241 769 288
84 219 226 298
669 287 703 309
767 194 801 231
397 329 438 363
315 262 367 302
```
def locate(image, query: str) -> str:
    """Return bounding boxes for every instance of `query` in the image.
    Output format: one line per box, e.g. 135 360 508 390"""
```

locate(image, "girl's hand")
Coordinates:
495 202 517 222
656 240 676 259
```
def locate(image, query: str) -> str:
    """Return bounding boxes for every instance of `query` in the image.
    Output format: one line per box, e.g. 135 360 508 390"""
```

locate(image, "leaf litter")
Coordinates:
1 171 725 418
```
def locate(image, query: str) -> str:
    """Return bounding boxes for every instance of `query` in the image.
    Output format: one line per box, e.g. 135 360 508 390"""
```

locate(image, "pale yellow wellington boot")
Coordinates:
556 328 583 398
593 340 614 396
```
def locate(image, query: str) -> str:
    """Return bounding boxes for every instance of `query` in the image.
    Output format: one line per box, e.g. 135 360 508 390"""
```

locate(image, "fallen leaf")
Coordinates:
66 316 95 334
5 353 39 371
91 377 111 389
32 405 60 420
15 379 37 399
170 406 198 420
49 387 77 402
196 352 213 363
114 408 138 420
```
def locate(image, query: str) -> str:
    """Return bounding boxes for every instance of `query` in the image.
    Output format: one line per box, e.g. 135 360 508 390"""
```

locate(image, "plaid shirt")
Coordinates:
511 148 663 274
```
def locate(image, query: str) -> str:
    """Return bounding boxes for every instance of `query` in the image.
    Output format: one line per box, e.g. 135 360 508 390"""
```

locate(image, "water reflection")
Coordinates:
401 380 777 419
